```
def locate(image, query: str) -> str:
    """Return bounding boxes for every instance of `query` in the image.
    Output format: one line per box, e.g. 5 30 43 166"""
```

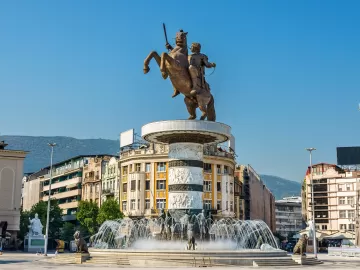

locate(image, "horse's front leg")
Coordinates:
143 51 161 74
160 52 174 79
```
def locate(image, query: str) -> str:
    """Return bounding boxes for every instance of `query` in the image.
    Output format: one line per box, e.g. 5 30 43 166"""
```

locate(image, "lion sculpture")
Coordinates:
74 230 88 253
293 234 308 256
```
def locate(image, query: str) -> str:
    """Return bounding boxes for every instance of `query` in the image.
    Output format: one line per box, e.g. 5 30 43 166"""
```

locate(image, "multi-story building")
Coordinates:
119 143 236 219
0 141 27 238
101 157 120 204
235 165 276 232
23 155 112 221
81 155 115 207
275 196 302 237
302 163 360 234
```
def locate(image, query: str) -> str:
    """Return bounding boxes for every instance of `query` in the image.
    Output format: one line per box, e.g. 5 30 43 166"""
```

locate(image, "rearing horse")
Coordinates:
143 30 216 121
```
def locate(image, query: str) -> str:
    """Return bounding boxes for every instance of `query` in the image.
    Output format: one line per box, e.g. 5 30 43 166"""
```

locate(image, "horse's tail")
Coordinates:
207 95 216 121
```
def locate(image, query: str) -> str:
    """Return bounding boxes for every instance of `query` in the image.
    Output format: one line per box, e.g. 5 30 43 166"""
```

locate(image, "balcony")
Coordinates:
102 189 115 196
59 201 79 209
42 177 81 191
42 189 81 201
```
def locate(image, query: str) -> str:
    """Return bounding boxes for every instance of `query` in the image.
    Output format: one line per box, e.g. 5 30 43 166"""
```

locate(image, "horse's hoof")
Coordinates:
188 115 196 120
161 72 168 79
200 115 206 120
143 66 150 74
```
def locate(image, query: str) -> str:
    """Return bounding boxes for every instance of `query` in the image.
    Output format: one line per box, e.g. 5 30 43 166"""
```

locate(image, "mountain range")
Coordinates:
2 135 301 200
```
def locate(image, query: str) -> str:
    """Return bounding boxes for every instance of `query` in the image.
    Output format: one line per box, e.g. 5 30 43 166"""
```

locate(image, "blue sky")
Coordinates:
1 1 359 182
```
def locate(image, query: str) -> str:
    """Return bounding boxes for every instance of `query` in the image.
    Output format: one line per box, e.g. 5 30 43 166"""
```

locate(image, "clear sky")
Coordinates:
1 1 359 182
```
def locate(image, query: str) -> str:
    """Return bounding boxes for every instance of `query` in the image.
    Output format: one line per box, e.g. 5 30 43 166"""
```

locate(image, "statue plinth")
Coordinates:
142 120 231 220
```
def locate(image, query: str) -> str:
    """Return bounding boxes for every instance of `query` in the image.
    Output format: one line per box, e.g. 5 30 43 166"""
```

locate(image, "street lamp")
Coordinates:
44 143 56 256
306 147 317 258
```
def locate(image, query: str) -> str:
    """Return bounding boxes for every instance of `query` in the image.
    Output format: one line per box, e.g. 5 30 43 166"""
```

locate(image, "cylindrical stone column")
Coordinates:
167 142 204 214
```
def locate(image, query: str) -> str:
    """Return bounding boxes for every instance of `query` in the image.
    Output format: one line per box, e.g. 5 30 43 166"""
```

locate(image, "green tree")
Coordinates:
30 200 63 239
19 210 31 241
60 222 76 243
97 199 124 225
76 200 99 236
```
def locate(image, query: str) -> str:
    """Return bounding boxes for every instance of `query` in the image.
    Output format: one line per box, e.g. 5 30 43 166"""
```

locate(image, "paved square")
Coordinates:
0 253 360 269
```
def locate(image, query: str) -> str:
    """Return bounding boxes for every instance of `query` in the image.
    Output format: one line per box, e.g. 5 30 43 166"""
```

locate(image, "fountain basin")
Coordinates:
87 248 293 267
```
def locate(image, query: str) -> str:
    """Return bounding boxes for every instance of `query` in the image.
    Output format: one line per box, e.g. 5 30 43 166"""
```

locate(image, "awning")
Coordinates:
298 229 328 240
323 231 355 240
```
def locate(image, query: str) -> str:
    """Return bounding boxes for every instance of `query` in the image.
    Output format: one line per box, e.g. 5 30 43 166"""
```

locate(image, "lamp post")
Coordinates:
306 147 317 258
44 143 56 256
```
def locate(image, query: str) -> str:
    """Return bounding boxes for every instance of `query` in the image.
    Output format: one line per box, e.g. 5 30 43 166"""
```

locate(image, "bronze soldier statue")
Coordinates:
188 42 216 96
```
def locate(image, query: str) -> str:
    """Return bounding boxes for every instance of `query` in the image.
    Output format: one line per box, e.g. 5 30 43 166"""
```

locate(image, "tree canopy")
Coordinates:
97 199 124 225
76 200 99 236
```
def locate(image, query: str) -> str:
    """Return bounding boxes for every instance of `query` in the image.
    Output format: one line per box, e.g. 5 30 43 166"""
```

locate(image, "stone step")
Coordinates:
253 259 299 267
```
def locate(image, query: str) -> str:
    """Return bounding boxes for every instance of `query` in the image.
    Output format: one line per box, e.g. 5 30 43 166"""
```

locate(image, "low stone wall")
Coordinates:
328 247 360 257
88 248 292 267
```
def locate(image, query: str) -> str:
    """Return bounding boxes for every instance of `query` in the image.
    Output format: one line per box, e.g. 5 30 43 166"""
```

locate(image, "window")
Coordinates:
145 163 151 172
346 184 352 191
217 182 221 192
156 199 166 209
145 199 150 209
122 201 127 211
230 201 233 212
157 162 166 172
131 199 136 210
204 181 211 192
138 180 141 190
123 183 127 192
131 180 136 191
349 224 355 231
203 200 211 210
339 210 346 218
157 180 166 190
204 163 212 173
340 224 347 230
348 210 355 218
339 197 346 205
347 196 354 205
135 163 141 172
321 225 328 230
226 182 228 193
138 199 140 210
226 201 229 211
217 165 222 174
217 201 221 210
122 166 128 175
145 180 150 190
224 166 228 174
129 164 133 172
230 183 233 194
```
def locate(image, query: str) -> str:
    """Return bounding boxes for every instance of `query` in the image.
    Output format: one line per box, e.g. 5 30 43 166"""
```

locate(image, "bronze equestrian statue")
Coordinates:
143 25 216 121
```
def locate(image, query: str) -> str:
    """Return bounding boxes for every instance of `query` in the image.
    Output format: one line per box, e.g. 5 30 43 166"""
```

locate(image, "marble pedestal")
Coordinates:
142 120 231 219
24 234 45 253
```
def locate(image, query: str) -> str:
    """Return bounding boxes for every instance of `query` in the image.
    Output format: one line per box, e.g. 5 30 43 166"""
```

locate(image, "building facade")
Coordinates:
81 155 114 207
302 163 360 234
119 143 236 219
23 155 111 221
101 157 120 204
275 196 302 237
235 165 276 232
0 141 27 235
